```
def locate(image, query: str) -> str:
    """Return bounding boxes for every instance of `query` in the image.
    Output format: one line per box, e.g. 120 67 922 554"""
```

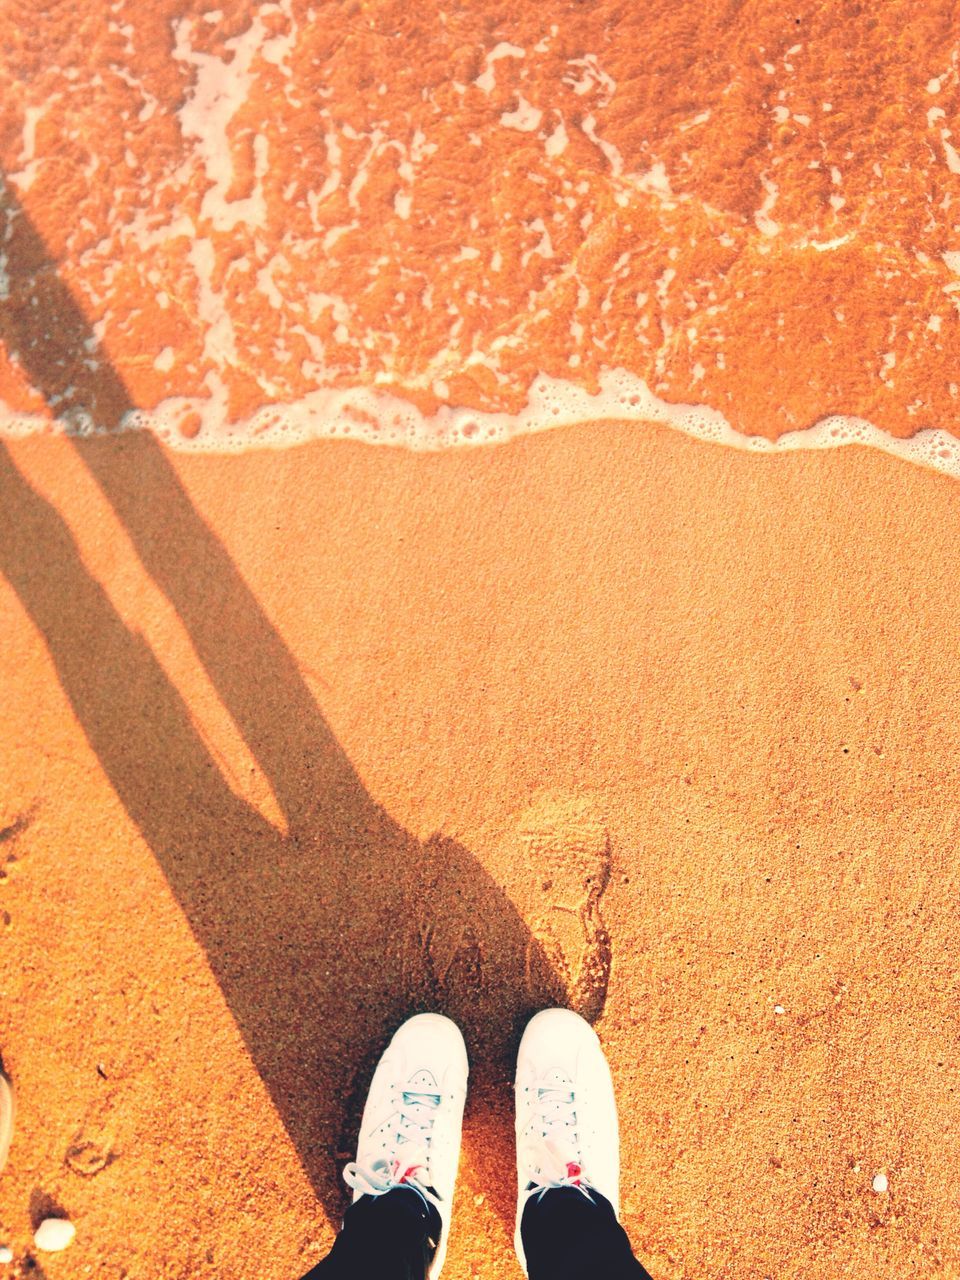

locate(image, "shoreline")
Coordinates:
2 378 960 481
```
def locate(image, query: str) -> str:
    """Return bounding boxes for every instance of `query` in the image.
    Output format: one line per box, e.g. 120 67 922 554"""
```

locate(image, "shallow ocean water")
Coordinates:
2 0 959 472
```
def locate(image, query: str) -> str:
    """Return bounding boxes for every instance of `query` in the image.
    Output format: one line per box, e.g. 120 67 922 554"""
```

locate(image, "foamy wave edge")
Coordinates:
3 368 959 479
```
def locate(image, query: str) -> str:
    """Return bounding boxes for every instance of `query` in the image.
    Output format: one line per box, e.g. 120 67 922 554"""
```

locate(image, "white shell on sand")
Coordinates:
0 1245 12 1263
872 1172 889 1193
34 1218 76 1252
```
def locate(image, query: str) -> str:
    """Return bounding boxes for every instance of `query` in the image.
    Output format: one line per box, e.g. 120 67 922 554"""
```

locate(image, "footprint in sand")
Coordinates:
437 924 483 999
65 1132 118 1178
397 914 485 1009
391 834 485 1012
392 914 441 1007
519 795 613 1025
0 804 37 883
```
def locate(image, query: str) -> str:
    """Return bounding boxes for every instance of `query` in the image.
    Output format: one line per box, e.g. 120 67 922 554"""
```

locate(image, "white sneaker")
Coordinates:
343 1013 468 1279
513 1008 620 1274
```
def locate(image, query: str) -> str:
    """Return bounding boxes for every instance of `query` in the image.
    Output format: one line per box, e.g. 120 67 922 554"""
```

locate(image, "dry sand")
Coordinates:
1 426 959 1278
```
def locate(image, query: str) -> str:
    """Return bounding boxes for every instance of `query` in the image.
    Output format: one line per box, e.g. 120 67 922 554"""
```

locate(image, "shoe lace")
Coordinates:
343 1086 443 1208
520 1078 595 1204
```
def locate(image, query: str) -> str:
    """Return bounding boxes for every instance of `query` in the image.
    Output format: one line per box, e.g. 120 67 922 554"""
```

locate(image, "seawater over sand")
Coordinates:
3 0 960 473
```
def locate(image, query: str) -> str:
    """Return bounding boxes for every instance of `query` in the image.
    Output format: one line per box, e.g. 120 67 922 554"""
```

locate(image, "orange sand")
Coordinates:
1 428 959 1278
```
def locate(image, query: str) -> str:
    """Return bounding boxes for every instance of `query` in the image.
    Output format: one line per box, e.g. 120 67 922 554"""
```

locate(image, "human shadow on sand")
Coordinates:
0 176 607 1237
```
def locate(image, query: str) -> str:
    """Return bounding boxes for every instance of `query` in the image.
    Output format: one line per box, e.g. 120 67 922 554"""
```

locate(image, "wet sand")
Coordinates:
1 426 958 1277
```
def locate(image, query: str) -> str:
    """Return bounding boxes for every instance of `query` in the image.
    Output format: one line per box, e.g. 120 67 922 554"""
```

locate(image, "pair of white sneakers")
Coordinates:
342 1007 621 1277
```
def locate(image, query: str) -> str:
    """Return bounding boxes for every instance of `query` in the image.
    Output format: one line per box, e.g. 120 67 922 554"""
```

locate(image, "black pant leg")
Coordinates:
520 1186 654 1280
299 1187 441 1280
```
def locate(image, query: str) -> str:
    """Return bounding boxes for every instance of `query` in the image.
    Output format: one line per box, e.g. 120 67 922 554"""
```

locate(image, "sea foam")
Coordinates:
2 370 959 481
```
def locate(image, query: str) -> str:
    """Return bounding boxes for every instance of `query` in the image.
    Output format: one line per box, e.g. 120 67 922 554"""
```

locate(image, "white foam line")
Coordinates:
2 368 959 480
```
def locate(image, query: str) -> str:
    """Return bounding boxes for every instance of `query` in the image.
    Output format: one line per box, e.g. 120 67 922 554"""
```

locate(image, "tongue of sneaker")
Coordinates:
390 1144 430 1185
526 1136 584 1187
525 1072 587 1188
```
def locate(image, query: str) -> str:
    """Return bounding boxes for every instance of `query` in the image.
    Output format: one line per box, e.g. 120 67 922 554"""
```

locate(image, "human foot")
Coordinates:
514 1008 620 1273
343 1013 468 1278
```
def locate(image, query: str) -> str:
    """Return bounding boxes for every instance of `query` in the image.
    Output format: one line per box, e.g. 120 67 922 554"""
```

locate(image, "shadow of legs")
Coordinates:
0 442 567 1230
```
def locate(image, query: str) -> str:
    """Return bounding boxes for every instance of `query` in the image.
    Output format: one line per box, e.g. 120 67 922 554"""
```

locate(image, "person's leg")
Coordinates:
299 1185 440 1280
514 1009 654 1279
520 1185 653 1280
300 1012 468 1280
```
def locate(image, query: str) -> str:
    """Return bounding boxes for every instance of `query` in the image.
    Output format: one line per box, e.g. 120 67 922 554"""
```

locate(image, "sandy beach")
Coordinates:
1 426 958 1277
3 0 960 1274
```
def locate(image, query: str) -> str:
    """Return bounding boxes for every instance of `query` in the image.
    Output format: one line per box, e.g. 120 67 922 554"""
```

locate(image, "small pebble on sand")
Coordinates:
0 1245 12 1263
873 1172 888 1193
774 1005 785 1014
34 1218 76 1252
